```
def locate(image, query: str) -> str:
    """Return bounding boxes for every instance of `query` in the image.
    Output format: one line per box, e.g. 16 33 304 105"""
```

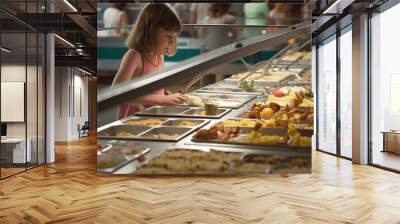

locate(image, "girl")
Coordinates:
112 3 187 119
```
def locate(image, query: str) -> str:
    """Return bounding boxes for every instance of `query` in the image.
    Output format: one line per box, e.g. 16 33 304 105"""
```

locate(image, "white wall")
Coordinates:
0 65 40 137
55 67 89 141
1 64 46 163
1 65 26 139
55 67 68 141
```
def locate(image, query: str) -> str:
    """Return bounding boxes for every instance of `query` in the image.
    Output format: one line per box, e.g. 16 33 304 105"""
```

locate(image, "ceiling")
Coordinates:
0 0 96 73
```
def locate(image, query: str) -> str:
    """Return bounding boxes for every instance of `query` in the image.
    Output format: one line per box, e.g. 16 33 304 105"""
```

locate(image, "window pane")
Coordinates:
371 4 400 171
339 28 352 158
318 36 337 154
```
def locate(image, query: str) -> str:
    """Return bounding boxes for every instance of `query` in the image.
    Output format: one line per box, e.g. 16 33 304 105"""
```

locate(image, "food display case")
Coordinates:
97 23 312 175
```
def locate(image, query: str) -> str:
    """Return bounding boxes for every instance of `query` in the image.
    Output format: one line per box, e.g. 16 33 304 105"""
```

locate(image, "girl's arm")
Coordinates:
112 49 140 85
134 93 187 106
112 50 186 106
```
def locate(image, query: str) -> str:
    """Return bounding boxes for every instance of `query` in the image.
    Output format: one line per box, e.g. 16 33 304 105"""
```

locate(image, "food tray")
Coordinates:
223 118 314 130
98 118 209 141
136 106 231 119
183 97 243 109
121 117 209 128
265 60 310 68
98 125 151 139
97 151 133 173
222 118 260 127
253 74 293 86
138 127 194 142
134 148 310 174
279 55 302 62
182 108 231 119
188 92 256 101
161 119 209 127
192 127 312 150
140 106 189 115
101 141 151 160
182 93 255 109
224 72 263 82
122 117 167 126
196 86 263 95
287 80 312 86
207 82 241 87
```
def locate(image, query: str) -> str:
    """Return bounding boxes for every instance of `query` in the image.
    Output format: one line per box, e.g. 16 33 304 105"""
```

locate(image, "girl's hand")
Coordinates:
162 93 187 106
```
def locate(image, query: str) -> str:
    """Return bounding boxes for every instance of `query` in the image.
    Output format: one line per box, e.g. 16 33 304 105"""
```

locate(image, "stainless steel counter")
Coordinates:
98 94 311 174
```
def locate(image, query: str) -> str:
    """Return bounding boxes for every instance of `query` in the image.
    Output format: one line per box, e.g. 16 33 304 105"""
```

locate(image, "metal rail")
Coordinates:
98 23 311 112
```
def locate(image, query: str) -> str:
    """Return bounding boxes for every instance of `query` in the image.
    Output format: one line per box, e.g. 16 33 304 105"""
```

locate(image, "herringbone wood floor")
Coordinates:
1 136 400 224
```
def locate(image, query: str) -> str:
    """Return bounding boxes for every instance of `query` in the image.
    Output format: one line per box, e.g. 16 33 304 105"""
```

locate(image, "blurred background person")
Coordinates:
188 3 210 37
301 3 312 20
229 4 245 25
269 3 303 26
198 3 237 82
103 3 129 36
243 2 269 38
198 3 237 53
243 2 270 64
172 3 193 37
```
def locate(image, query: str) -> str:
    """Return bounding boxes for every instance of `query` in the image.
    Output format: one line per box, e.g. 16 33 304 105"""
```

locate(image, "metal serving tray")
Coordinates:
182 98 246 109
98 118 209 141
101 140 151 159
135 106 190 117
122 117 167 126
181 93 256 109
136 106 231 119
121 117 210 128
196 86 263 96
223 118 314 131
97 151 133 173
221 118 260 127
140 106 189 115
191 127 312 150
134 147 310 175
181 108 230 119
287 80 312 86
98 125 151 139
139 126 194 142
253 74 293 86
189 92 256 101
224 73 263 82
161 118 209 128
207 82 240 88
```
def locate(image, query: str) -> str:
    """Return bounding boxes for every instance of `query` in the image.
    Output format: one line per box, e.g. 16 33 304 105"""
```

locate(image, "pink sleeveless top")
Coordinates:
117 52 165 119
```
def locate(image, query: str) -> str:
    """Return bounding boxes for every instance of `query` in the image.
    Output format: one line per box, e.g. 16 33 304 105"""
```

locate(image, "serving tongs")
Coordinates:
238 38 299 85
180 70 211 94
261 38 299 74
236 57 261 85
283 39 312 74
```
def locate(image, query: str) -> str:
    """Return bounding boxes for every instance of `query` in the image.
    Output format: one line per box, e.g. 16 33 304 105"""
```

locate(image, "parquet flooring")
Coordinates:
1 135 400 224
1 167 26 178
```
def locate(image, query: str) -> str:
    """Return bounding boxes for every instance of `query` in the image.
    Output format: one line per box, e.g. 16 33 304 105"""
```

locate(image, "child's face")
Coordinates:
155 28 179 55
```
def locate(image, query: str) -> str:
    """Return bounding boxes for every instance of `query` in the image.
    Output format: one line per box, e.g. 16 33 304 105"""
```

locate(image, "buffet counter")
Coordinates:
97 54 313 175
